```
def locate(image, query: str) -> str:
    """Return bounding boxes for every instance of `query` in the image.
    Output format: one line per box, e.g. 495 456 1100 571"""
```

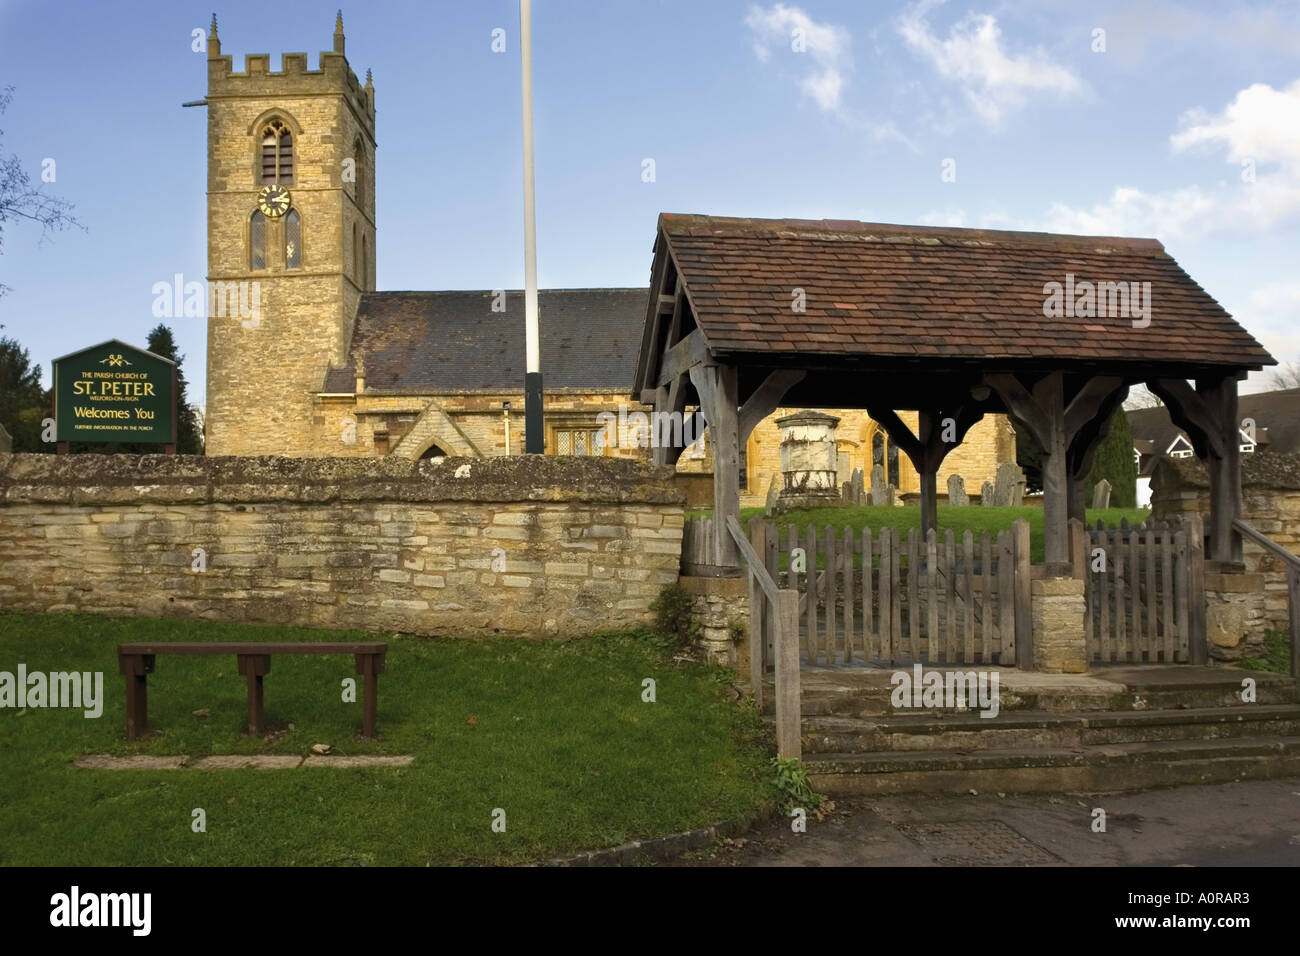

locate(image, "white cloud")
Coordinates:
745 3 852 112
897 0 1082 125
1039 80 1300 239
1241 280 1300 369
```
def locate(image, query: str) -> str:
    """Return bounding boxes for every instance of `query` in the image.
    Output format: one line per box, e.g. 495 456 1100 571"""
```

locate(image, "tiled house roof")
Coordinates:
322 289 648 393
656 214 1274 368
1129 388 1300 458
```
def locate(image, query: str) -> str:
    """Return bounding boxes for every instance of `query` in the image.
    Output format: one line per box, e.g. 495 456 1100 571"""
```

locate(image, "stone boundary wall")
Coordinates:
1152 453 1300 633
0 454 684 637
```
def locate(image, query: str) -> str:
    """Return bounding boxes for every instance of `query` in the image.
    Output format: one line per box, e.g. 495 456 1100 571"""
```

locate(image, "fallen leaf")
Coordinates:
311 743 331 755
225 795 235 805
467 716 478 726
192 708 211 718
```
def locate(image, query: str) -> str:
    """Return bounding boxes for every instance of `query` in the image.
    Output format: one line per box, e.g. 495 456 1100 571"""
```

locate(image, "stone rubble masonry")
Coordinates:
679 575 748 666
1204 571 1267 662
1031 577 1087 673
1152 454 1300 635
0 454 684 638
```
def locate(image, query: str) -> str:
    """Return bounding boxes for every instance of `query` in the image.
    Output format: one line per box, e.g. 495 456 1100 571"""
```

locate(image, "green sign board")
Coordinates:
52 340 176 445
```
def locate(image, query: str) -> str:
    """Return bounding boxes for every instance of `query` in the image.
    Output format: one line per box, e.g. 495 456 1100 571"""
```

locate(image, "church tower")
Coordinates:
203 12 376 456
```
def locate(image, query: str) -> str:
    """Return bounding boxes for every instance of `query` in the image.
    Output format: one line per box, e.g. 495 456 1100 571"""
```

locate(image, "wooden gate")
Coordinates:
719 519 1030 667
1083 516 1204 664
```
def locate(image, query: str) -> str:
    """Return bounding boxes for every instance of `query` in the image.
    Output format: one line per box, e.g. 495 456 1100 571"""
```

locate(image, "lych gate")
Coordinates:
632 214 1292 758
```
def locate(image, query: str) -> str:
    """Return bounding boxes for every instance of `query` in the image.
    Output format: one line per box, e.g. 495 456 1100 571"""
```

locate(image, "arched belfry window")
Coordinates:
249 210 267 271
361 233 368 289
285 210 302 269
261 120 293 184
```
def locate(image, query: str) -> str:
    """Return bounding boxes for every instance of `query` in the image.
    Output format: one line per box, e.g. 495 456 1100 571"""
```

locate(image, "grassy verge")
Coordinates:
0 609 773 866
1240 630 1294 675
687 504 1149 564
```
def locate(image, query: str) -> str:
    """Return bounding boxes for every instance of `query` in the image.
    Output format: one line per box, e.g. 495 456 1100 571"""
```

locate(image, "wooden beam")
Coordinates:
655 328 709 388
1064 376 1123 440
864 404 924 467
1147 378 1226 459
985 373 1050 451
738 370 806 443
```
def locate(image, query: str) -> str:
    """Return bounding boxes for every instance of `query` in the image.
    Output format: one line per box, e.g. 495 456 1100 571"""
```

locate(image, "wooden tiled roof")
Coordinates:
658 214 1274 369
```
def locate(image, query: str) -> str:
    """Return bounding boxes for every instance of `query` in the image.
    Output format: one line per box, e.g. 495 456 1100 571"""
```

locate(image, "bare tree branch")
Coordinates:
0 85 84 297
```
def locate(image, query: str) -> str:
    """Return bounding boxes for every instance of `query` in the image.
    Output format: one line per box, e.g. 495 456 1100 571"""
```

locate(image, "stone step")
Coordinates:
798 705 1300 754
763 667 1297 717
806 736 1300 795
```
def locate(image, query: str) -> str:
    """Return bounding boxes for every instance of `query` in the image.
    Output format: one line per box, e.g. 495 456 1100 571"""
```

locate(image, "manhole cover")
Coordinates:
895 820 1060 865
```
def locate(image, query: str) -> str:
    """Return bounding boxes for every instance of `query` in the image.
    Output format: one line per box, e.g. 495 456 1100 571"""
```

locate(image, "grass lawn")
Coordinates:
0 609 773 866
689 504 1150 564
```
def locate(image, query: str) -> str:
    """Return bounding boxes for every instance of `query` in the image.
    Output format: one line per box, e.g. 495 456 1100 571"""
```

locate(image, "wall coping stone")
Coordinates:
1031 577 1085 597
1205 571 1267 592
0 453 684 507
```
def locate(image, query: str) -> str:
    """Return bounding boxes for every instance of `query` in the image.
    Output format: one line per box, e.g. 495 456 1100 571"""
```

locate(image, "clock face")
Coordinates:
257 185 292 219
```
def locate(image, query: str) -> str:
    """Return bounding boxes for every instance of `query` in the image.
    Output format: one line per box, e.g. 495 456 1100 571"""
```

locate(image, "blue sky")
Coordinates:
1 0 1298 406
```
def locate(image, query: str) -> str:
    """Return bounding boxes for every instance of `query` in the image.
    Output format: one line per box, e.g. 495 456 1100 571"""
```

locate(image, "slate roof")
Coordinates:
656 214 1275 369
1128 387 1300 457
322 289 648 392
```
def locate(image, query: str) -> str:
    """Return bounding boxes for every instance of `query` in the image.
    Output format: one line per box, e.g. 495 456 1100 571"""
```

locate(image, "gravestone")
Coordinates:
885 483 897 506
764 474 781 516
851 468 864 505
1091 478 1112 510
980 480 995 506
870 464 887 506
994 461 1025 507
947 473 968 506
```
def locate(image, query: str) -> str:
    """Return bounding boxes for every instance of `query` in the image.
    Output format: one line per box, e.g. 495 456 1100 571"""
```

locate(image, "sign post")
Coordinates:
52 339 178 452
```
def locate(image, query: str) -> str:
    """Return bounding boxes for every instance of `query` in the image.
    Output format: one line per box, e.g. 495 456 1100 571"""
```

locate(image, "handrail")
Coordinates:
726 516 780 605
725 515 801 759
1233 519 1300 570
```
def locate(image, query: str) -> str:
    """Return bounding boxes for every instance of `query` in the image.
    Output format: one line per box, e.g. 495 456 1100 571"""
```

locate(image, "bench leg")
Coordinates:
124 673 148 741
246 672 265 736
362 655 377 739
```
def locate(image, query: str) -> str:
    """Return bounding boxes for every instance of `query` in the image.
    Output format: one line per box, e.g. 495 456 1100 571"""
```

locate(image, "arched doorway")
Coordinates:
419 443 450 460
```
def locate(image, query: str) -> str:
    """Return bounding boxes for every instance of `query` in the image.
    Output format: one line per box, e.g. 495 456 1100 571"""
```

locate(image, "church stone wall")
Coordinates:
0 454 682 638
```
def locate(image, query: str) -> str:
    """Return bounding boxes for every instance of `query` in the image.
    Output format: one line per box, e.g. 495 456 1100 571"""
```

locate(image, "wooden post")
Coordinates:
1039 373 1070 568
1068 517 1086 581
1013 519 1033 670
776 589 801 760
1200 376 1242 565
689 363 741 570
1186 512 1208 664
917 410 939 538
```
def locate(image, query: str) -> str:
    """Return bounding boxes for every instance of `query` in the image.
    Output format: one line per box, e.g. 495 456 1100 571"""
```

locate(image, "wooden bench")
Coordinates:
116 642 388 740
